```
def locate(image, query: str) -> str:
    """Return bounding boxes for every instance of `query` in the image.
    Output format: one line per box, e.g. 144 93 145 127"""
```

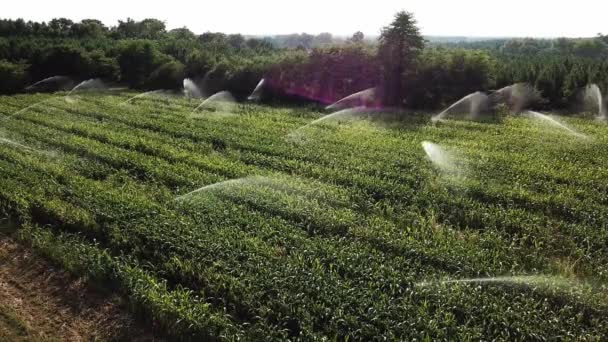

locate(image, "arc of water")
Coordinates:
175 175 344 206
421 141 460 173
526 111 588 139
120 90 166 105
190 102 206 115
0 137 33 151
26 76 71 91
65 79 106 104
286 107 372 143
175 179 240 201
289 107 367 136
248 79 266 101
310 107 368 125
326 87 376 111
491 83 539 113
585 84 605 120
175 176 271 201
190 91 236 115
183 78 204 99
415 275 577 289
2 98 53 122
432 92 488 122
66 79 105 97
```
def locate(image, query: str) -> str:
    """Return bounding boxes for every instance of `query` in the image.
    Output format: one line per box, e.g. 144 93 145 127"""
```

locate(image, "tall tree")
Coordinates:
349 31 365 45
71 19 107 38
378 11 425 106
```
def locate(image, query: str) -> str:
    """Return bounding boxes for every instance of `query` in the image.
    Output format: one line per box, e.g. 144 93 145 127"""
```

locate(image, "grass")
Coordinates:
0 306 32 341
0 91 607 340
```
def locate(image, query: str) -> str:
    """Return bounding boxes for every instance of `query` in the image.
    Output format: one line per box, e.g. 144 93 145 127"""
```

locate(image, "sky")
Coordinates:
3 0 607 38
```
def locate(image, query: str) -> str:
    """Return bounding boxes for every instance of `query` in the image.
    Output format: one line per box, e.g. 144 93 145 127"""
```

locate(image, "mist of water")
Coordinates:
191 91 237 116
491 83 540 113
526 111 588 139
326 87 377 111
26 76 73 92
432 91 490 122
175 175 348 209
175 176 273 201
286 107 370 142
121 90 166 105
421 141 459 173
3 97 56 122
0 136 34 151
66 79 106 96
416 275 579 289
247 79 266 101
183 78 204 99
65 79 106 103
583 84 605 120
309 106 370 125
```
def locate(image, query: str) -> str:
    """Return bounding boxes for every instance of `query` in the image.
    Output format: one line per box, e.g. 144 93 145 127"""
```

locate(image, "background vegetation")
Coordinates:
1 15 608 109
2 11 608 340
1 92 607 339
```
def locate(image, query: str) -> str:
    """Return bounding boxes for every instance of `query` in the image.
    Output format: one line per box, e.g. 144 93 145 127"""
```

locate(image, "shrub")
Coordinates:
0 60 28 94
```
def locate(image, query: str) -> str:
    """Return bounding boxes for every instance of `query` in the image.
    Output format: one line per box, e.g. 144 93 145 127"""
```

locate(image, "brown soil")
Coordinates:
0 238 157 341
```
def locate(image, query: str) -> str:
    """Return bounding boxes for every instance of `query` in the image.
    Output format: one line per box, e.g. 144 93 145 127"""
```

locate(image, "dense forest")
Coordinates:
1 16 607 109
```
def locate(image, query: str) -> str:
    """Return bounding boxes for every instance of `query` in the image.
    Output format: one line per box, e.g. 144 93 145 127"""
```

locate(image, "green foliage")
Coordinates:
70 19 108 38
28 44 92 79
572 39 608 58
117 40 171 88
184 50 215 77
0 93 607 339
437 36 608 59
112 18 166 40
146 61 185 90
0 60 28 93
378 11 425 106
0 16 607 110
495 55 608 106
410 48 496 108
87 50 120 80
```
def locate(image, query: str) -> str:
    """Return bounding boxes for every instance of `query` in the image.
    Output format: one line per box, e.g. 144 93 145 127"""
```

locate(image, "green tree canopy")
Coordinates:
378 11 425 106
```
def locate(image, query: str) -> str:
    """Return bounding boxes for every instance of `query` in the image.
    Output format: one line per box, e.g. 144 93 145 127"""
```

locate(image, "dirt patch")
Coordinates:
0 238 156 341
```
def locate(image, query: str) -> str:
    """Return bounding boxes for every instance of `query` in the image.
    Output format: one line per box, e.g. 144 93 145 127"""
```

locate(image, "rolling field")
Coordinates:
0 92 607 340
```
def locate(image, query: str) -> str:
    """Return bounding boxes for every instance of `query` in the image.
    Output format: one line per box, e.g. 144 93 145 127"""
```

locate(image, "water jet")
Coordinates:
421 141 460 173
525 111 588 139
121 90 167 105
247 79 266 101
432 91 490 122
65 79 106 103
490 83 540 113
326 87 377 111
191 91 237 116
582 84 605 120
183 78 204 99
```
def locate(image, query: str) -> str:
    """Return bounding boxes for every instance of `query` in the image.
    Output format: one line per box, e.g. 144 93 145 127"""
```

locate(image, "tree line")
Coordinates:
436 36 608 59
1 15 607 110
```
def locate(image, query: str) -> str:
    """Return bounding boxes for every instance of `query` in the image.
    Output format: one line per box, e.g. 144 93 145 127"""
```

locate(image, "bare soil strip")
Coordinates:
0 238 155 341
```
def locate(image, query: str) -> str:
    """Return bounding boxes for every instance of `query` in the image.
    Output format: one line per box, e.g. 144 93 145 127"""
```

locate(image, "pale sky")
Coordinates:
3 0 607 38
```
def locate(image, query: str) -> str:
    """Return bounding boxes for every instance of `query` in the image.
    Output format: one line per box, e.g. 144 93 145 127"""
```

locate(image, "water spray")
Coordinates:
65 79 106 103
183 78 204 99
247 79 266 101
190 91 237 116
432 91 490 122
121 90 167 105
326 88 377 111
525 111 588 139
583 84 605 121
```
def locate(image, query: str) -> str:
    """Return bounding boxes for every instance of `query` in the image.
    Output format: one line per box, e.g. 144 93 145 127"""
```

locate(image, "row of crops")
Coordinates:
0 92 607 339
